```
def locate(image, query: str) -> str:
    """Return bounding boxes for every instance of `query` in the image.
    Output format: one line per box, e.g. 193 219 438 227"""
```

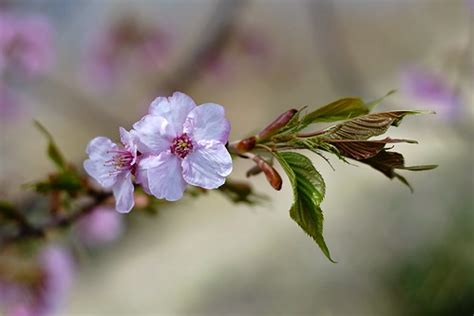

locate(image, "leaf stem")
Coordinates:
296 129 327 138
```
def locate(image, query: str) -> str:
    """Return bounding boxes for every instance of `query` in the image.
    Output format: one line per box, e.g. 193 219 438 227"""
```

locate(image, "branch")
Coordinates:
162 0 247 92
0 190 111 250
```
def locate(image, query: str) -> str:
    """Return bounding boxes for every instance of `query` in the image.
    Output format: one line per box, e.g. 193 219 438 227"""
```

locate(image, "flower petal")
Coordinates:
85 136 117 160
119 126 136 148
119 127 138 163
148 92 196 135
183 103 230 143
83 159 118 188
83 137 119 188
132 114 173 154
113 173 135 213
139 152 187 201
135 155 152 195
182 140 233 189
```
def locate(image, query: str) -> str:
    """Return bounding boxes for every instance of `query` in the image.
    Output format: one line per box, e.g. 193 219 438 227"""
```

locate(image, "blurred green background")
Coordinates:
0 0 472 315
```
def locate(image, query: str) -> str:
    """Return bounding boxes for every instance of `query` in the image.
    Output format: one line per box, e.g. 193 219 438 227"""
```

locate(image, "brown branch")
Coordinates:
0 190 112 250
308 0 366 95
162 0 247 92
0 175 259 250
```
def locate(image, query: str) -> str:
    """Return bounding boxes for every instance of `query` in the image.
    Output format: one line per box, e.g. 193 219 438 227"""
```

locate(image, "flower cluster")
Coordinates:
84 92 233 213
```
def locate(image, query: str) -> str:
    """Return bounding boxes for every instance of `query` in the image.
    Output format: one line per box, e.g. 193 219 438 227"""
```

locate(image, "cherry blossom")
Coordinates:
83 128 138 213
133 92 232 201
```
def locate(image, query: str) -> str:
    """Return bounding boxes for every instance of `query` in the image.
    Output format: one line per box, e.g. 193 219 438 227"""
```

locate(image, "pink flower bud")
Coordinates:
251 155 282 191
258 109 297 140
232 136 256 153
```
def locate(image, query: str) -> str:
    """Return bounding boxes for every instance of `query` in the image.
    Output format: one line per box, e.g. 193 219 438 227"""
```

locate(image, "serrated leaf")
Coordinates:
359 150 438 191
34 120 67 171
325 137 418 160
273 151 335 262
297 91 396 128
322 111 429 141
301 98 370 126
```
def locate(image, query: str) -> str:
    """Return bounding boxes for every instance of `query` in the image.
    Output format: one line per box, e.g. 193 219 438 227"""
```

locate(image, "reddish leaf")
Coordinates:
326 137 417 160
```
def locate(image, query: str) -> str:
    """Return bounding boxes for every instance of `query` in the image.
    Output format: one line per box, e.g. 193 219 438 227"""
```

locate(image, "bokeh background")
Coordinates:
0 0 473 315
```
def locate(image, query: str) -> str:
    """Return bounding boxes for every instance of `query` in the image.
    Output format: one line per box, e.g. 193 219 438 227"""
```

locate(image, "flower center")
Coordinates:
104 149 134 173
170 133 194 159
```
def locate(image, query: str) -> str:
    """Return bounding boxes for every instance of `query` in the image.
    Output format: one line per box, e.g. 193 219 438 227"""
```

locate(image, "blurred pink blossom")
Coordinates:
84 18 171 88
0 245 75 316
237 29 272 63
37 246 75 315
202 28 272 81
75 206 124 246
401 68 462 120
202 51 233 80
467 0 474 11
0 11 54 78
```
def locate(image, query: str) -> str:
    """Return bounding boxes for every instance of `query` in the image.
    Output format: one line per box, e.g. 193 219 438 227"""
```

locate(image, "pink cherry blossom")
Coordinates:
37 245 75 315
83 127 138 213
133 92 232 201
75 206 124 246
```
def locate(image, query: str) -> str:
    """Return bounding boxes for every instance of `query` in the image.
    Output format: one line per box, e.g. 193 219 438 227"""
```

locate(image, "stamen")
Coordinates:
170 133 194 159
103 149 135 173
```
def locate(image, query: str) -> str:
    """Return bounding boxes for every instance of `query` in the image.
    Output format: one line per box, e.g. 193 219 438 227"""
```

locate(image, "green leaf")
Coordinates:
0 200 29 226
34 120 67 171
0 200 19 219
301 98 370 126
292 91 396 129
32 170 83 195
273 151 335 262
322 111 430 141
365 89 396 111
